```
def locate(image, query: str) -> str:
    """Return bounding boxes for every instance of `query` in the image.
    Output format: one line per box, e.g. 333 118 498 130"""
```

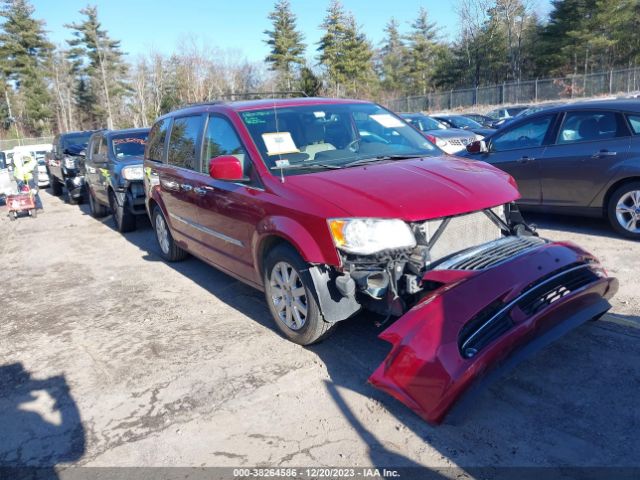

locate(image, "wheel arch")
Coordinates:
602 176 640 213
252 217 340 278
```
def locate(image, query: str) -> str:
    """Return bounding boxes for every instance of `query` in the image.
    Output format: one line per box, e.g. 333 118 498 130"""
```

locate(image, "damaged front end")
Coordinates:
326 204 618 424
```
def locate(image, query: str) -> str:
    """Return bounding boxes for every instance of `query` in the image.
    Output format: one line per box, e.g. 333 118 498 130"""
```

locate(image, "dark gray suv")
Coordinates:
464 99 640 239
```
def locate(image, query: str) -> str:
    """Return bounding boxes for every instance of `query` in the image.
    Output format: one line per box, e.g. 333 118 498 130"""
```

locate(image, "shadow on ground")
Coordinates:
87 207 640 470
0 363 85 479
522 211 619 239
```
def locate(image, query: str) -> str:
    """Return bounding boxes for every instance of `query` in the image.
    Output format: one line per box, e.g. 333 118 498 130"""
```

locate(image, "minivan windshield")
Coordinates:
240 103 439 175
111 132 148 158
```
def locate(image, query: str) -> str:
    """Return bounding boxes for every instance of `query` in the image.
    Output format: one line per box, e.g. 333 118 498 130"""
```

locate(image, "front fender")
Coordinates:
252 215 340 268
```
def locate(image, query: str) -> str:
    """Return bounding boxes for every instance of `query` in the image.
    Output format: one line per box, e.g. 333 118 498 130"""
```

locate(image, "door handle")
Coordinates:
517 156 535 163
181 183 193 192
592 150 617 158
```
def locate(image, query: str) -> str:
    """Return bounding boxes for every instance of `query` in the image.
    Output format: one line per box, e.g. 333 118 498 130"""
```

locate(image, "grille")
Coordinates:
458 263 599 358
448 137 471 146
435 235 546 271
416 208 504 265
517 264 600 315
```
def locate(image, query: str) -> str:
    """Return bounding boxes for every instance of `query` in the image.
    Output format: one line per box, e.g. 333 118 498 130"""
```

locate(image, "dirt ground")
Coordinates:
0 190 638 474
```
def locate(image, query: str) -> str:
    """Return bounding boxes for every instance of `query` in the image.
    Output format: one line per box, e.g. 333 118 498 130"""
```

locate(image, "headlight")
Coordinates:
121 166 144 181
63 156 76 169
328 218 416 255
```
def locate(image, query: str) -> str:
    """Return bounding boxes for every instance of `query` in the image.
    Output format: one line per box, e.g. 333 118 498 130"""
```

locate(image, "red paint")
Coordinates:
208 155 244 181
369 242 618 424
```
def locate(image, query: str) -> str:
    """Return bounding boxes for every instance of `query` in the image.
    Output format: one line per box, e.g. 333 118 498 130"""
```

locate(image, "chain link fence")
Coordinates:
0 136 54 152
388 67 640 113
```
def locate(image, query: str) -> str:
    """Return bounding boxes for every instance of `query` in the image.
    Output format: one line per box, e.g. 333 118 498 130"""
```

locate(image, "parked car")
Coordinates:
464 99 640 239
400 113 482 154
85 128 150 232
431 114 495 138
462 113 495 128
486 106 530 128
12 144 52 188
491 103 564 129
143 97 617 424
46 130 99 204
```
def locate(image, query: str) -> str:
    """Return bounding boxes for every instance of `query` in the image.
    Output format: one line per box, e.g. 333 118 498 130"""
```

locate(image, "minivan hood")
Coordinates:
285 156 520 221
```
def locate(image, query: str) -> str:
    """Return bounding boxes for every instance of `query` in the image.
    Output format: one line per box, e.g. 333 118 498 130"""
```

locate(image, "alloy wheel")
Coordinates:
615 190 640 234
155 213 170 255
269 261 308 331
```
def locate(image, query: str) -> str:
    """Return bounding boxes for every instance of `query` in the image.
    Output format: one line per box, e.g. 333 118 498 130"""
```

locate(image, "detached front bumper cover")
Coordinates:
369 240 618 424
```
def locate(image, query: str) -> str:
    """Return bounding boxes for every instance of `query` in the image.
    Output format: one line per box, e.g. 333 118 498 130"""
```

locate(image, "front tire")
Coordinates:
152 206 188 262
88 188 109 218
263 244 334 345
109 191 136 232
50 175 62 196
607 181 640 239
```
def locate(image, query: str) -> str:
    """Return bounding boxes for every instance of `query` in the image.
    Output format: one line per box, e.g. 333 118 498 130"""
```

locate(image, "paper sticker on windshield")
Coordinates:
262 132 299 156
275 159 290 168
369 114 406 129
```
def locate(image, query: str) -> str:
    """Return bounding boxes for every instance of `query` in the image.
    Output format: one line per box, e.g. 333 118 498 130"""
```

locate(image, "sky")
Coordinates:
31 0 552 64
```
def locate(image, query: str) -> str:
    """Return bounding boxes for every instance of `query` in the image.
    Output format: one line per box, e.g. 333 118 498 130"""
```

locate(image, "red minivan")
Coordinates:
143 98 617 424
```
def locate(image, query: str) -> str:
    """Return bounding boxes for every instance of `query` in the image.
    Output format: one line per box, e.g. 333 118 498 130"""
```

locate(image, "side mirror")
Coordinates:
466 140 488 154
209 155 247 182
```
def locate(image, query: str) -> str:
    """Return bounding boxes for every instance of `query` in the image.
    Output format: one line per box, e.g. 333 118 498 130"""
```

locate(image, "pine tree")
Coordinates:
404 7 440 96
340 14 375 97
317 0 348 96
264 0 306 91
0 0 52 135
317 1 374 97
298 65 322 96
378 18 407 94
66 6 128 129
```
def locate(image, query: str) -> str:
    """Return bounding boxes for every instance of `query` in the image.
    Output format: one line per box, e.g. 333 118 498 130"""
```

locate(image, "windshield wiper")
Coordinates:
269 162 343 171
344 154 426 168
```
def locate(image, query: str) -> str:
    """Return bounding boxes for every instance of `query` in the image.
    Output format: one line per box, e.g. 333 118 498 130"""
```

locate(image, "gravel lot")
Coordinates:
0 190 638 474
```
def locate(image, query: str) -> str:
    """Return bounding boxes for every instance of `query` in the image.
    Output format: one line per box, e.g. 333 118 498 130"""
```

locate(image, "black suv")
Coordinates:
85 128 150 232
46 130 100 204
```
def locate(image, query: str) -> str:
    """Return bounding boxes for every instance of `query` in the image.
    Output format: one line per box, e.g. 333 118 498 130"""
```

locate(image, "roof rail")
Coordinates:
182 91 309 108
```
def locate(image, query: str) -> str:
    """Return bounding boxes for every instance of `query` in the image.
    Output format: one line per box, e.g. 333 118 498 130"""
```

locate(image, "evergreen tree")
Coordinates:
66 6 128 129
264 0 306 91
317 0 348 96
298 65 322 97
317 1 375 97
404 8 440 95
377 18 407 94
0 0 52 135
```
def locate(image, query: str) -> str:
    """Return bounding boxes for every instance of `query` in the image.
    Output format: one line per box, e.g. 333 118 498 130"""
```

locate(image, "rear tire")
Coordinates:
607 181 640 239
152 206 188 262
29 208 37 218
109 191 136 232
88 188 109 218
50 175 62 196
263 244 334 345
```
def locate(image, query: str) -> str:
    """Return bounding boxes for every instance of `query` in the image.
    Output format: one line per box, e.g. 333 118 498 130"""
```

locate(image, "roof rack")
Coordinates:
183 91 309 108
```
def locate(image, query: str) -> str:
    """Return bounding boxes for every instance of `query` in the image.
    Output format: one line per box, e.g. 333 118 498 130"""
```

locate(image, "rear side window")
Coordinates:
490 115 554 151
168 116 202 170
557 111 623 144
147 119 169 162
627 115 640 135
